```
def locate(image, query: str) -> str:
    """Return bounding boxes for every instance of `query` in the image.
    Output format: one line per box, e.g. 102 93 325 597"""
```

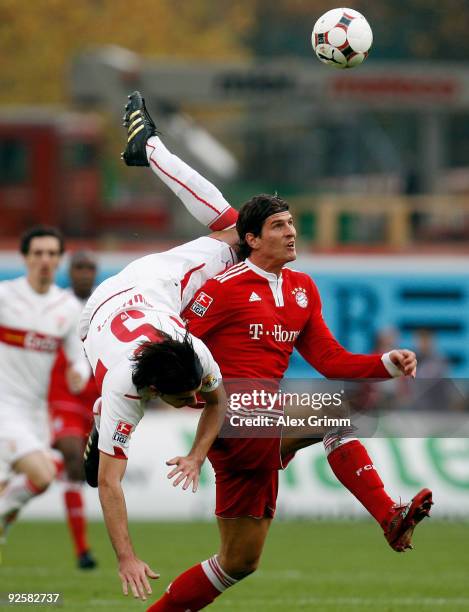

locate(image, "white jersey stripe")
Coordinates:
218 267 249 284
214 262 247 281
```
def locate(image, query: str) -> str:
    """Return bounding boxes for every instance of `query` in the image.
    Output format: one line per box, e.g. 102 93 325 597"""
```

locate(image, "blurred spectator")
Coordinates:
414 328 448 379
410 328 466 413
365 327 412 413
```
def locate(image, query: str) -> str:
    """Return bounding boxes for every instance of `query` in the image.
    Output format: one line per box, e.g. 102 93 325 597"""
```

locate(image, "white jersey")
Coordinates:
80 237 236 459
0 277 90 422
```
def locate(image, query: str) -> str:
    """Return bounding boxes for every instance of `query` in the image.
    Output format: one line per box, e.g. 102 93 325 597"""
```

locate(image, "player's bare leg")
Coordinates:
55 436 97 569
14 451 56 489
217 516 271 578
146 517 271 611
280 436 322 463
0 451 55 542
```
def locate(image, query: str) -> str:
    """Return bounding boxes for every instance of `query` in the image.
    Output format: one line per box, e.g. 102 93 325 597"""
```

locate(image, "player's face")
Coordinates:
70 261 97 300
24 236 62 291
251 212 297 266
159 386 202 409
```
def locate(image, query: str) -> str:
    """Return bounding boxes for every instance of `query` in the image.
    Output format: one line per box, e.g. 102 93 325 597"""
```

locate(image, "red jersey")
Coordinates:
183 259 391 380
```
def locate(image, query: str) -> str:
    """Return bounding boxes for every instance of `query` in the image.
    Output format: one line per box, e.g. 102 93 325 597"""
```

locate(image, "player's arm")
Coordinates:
295 279 416 379
166 383 227 492
62 301 91 393
98 453 159 600
97 386 157 600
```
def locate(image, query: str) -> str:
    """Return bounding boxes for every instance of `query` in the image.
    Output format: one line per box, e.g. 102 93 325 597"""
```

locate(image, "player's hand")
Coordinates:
389 349 417 378
166 454 203 492
66 366 86 394
118 555 159 601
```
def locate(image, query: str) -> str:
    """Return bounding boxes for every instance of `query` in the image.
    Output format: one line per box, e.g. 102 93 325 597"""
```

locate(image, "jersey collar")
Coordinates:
245 258 282 282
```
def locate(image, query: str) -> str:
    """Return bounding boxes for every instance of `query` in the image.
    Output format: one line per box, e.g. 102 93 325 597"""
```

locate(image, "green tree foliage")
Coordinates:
0 0 252 104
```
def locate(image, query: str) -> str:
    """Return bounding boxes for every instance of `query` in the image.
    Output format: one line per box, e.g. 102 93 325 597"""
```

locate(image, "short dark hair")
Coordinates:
236 194 289 259
69 250 97 271
131 332 203 394
20 225 65 255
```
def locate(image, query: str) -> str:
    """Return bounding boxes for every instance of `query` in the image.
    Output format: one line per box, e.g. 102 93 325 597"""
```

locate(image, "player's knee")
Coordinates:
19 455 56 490
219 552 261 578
28 471 54 491
38 457 58 488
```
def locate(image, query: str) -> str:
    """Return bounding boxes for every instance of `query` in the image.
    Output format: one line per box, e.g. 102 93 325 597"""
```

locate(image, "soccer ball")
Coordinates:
312 8 373 69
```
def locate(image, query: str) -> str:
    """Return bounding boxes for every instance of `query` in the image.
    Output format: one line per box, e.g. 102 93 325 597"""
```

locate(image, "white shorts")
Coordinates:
0 418 50 482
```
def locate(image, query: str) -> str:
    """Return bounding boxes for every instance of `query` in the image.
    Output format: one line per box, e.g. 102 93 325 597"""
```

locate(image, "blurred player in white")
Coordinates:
48 250 99 569
0 227 90 542
80 221 238 600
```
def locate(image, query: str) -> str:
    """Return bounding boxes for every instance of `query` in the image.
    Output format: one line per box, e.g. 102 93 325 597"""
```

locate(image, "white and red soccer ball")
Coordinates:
312 8 373 69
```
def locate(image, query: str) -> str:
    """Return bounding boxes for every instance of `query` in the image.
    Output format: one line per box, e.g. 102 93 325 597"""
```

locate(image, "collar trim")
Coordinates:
245 258 282 282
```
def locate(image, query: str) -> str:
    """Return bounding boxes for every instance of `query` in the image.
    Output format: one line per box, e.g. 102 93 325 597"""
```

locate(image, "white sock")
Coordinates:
0 474 41 516
323 427 359 456
201 555 238 592
146 136 238 230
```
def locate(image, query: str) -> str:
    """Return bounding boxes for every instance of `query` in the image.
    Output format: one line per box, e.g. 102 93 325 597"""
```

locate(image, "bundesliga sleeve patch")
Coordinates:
201 374 219 392
112 420 133 445
190 292 214 317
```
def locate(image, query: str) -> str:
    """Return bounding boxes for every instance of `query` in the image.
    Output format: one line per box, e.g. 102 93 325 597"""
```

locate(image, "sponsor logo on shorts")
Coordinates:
112 420 133 444
190 292 213 317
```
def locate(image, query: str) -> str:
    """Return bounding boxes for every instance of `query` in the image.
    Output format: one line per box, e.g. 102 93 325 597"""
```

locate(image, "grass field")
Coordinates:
2 520 468 611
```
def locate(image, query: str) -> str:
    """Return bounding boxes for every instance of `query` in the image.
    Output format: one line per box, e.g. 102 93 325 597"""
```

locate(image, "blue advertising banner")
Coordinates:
1 252 468 376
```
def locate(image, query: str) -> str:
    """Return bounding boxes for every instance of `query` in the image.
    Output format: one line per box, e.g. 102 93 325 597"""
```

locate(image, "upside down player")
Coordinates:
0 227 90 542
79 214 239 600
121 92 433 611
48 251 99 569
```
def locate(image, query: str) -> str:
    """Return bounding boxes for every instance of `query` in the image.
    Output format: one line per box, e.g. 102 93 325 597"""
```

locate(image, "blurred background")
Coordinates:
1 0 468 528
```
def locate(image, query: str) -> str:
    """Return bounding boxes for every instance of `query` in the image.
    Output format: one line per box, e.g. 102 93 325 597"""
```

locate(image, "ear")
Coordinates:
149 384 160 396
245 232 260 251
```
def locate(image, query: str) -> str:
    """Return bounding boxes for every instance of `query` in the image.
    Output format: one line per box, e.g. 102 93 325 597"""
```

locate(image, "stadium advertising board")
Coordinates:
24 412 469 520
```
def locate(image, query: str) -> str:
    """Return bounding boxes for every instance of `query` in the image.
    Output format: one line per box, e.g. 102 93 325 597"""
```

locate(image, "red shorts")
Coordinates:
214 467 279 519
208 437 295 519
50 401 94 445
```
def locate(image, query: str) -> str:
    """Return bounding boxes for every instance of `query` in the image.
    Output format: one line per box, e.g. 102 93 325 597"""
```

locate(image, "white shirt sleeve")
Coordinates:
0 282 7 322
62 298 91 381
381 352 403 377
97 365 144 459
190 334 221 392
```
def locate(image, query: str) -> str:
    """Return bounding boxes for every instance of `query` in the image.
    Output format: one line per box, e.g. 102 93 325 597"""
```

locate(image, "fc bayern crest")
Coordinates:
292 287 308 308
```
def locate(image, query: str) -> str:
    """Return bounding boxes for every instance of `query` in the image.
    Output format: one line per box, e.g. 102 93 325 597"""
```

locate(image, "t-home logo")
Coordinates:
249 323 300 342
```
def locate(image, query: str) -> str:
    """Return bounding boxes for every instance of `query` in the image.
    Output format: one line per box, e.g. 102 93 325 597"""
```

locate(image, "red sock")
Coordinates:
147 556 236 612
64 487 89 556
327 440 394 526
52 454 64 479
